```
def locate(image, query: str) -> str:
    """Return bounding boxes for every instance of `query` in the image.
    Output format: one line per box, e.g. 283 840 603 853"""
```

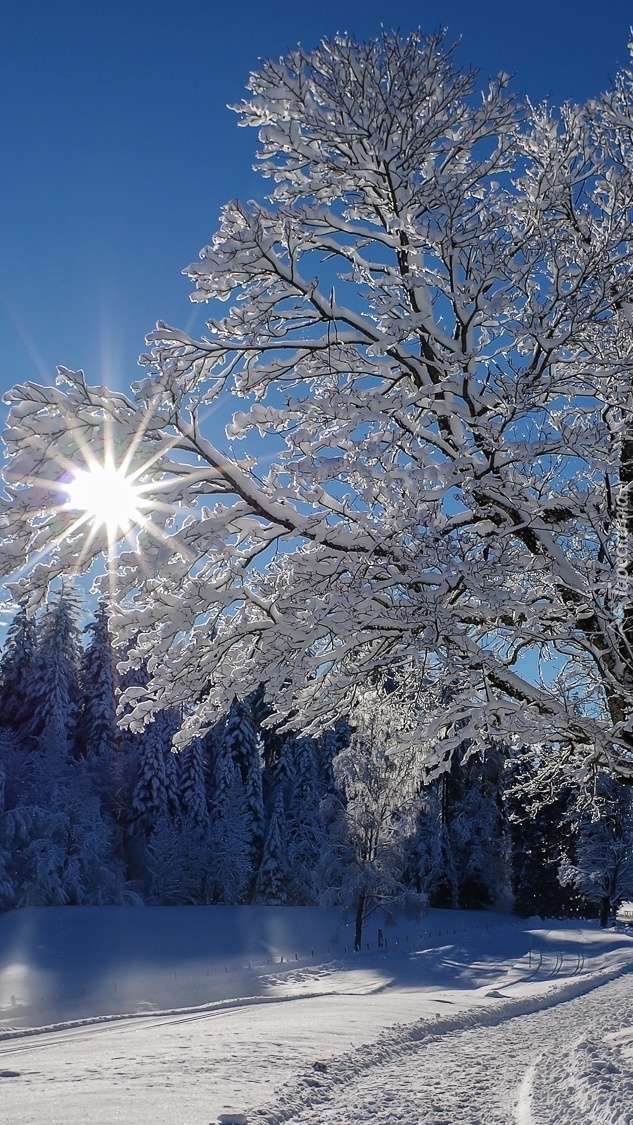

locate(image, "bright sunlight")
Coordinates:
65 460 146 535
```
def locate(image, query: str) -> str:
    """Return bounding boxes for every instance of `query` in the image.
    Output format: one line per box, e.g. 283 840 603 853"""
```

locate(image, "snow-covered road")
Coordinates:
252 971 633 1125
2 907 633 1124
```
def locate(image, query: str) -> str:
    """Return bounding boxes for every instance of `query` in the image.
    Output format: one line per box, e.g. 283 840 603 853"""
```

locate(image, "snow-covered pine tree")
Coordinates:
3 789 128 907
129 711 173 835
77 599 119 764
220 696 264 872
0 598 37 737
75 598 123 831
402 783 457 907
208 754 252 903
254 790 292 905
442 747 509 910
285 736 327 904
163 745 182 821
25 584 82 764
179 737 210 831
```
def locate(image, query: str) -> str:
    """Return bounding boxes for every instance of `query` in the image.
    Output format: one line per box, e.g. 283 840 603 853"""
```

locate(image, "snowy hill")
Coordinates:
1 905 633 1123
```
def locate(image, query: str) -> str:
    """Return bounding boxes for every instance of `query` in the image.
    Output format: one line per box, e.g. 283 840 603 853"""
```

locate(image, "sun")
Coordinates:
64 459 147 535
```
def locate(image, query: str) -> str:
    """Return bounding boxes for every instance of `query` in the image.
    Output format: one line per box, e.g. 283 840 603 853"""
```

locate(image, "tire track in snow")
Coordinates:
250 957 633 1125
514 1059 538 1125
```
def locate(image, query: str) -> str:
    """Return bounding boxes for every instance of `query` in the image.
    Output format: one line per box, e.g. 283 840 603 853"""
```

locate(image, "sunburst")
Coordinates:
64 458 148 536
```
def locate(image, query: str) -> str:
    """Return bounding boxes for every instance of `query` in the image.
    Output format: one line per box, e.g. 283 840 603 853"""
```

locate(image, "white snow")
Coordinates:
0 905 633 1123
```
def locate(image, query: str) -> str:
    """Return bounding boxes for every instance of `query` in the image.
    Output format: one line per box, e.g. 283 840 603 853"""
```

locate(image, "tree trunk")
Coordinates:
599 895 611 928
354 892 366 952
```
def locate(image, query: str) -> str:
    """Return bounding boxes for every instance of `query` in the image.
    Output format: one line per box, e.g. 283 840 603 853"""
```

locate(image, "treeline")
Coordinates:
0 587 632 932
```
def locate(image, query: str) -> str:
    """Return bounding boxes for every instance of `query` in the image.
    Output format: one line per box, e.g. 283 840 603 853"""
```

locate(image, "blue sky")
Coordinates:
0 0 630 401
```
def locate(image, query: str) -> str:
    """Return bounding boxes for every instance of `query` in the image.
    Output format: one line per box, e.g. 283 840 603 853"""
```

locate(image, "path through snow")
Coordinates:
251 971 633 1125
1 908 633 1123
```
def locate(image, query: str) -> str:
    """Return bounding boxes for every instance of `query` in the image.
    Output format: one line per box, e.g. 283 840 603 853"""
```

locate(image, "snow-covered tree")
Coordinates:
77 599 119 763
208 755 252 903
6 32 633 781
320 685 427 950
440 746 509 909
2 787 128 907
254 790 293 905
0 598 37 736
144 815 213 905
128 709 179 835
220 696 264 871
26 585 82 763
179 736 210 830
285 736 328 903
402 785 457 907
559 776 633 925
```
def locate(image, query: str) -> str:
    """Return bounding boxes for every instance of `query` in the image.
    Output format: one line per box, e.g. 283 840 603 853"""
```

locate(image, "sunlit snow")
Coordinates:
1 906 633 1124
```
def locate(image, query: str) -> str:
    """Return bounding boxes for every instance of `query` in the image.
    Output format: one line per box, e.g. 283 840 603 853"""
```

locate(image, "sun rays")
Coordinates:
64 458 148 537
3 390 195 603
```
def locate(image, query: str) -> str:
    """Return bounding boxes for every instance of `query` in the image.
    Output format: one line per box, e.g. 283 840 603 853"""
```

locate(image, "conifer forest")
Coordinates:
0 587 631 936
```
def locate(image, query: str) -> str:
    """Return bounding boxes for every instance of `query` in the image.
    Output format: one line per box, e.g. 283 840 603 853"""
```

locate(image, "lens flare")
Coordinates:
65 461 146 535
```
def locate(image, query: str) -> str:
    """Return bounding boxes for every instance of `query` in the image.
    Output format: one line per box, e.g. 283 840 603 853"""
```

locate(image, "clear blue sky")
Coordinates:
0 0 630 399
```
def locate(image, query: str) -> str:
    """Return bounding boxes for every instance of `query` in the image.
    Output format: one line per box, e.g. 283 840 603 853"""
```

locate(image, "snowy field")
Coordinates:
1 906 633 1123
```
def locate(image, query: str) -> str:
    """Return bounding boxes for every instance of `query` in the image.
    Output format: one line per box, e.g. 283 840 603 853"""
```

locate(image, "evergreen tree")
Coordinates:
445 748 509 910
3 785 128 906
163 745 182 821
26 585 82 762
77 599 119 763
251 685 286 774
254 791 292 905
506 751 581 918
226 695 265 859
179 737 210 830
286 737 327 904
209 756 252 903
403 784 457 906
0 599 37 736
129 716 171 835
145 815 213 904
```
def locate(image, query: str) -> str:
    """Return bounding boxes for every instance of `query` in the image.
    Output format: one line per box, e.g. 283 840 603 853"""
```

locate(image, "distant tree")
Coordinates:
443 747 509 910
77 599 119 764
209 756 252 903
254 790 292 905
506 752 581 918
25 585 82 763
320 686 426 950
3 787 127 906
128 711 176 836
560 776 633 926
144 815 213 905
285 736 328 903
403 784 456 906
221 696 265 873
179 737 210 831
0 599 37 736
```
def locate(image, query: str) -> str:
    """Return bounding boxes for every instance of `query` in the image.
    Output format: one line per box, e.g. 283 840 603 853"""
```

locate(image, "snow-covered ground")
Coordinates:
1 905 633 1124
